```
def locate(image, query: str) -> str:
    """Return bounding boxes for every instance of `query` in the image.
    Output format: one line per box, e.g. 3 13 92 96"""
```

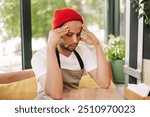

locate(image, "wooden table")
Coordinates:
63 88 124 100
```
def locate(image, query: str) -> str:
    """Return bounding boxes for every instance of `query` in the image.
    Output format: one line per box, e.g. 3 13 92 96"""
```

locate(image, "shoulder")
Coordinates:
76 41 95 57
32 47 46 58
31 47 46 64
75 42 97 72
31 47 47 79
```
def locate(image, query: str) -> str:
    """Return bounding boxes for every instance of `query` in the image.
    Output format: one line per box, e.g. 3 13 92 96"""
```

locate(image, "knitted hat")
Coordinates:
52 8 83 29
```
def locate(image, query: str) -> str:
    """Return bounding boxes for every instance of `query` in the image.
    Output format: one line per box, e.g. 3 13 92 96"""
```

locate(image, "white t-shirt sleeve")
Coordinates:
77 42 97 72
31 48 46 81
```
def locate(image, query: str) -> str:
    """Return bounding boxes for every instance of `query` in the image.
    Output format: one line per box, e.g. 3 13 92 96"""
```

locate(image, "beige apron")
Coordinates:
35 48 84 100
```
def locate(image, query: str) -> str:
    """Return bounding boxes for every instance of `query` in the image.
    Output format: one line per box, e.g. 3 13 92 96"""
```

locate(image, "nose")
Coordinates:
72 35 78 44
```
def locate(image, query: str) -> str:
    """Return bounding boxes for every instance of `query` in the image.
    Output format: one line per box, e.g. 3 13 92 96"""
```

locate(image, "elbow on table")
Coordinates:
46 91 63 100
44 86 63 100
100 81 110 89
101 84 109 89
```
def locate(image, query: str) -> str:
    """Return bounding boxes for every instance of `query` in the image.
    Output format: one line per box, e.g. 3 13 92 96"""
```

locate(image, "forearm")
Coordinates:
45 47 63 99
95 42 111 88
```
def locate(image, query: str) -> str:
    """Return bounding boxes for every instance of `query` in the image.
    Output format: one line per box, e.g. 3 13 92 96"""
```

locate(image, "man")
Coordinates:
31 8 111 100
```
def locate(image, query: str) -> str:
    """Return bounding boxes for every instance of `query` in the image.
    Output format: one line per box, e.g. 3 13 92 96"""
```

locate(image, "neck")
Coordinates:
57 45 72 57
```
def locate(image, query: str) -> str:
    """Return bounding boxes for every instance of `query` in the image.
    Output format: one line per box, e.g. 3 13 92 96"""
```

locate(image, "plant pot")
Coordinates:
110 59 125 84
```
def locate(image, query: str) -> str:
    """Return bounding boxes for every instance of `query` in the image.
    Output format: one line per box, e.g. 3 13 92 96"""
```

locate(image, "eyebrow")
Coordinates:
68 29 82 34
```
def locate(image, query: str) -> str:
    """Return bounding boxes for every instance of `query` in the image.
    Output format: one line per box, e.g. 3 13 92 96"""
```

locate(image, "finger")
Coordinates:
61 25 69 30
81 38 93 44
82 24 90 33
82 25 93 38
83 24 96 37
57 25 69 33
81 29 92 39
80 38 87 43
59 30 69 36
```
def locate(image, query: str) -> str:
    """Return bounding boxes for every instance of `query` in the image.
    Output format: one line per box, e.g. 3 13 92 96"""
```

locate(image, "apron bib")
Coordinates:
35 48 84 99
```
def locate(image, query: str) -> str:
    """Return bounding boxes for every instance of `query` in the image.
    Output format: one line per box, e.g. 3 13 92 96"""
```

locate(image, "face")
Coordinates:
59 20 82 52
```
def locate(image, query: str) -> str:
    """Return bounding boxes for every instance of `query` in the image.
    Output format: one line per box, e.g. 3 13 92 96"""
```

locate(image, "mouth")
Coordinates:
71 45 77 48
70 44 77 48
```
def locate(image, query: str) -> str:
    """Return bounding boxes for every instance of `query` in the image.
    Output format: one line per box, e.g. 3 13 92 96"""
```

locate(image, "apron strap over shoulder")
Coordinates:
74 50 84 69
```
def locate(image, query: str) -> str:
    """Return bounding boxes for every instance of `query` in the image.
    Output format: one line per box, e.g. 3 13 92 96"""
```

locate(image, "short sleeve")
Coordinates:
77 42 97 72
31 48 46 80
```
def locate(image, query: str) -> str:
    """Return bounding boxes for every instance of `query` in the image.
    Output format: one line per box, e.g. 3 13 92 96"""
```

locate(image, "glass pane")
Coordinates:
31 0 66 53
0 0 21 73
120 0 126 37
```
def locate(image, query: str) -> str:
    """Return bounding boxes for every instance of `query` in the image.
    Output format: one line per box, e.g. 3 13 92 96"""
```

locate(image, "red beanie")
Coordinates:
52 8 83 29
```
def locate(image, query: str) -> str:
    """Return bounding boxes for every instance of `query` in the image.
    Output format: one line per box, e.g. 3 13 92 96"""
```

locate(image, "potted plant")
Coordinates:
104 34 125 84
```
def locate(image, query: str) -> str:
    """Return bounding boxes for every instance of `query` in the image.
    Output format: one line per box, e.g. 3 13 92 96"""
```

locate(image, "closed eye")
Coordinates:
66 31 81 37
66 32 73 37
77 32 81 36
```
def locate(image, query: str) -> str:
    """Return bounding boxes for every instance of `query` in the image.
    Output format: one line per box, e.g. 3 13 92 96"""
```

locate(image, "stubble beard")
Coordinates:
60 42 77 52
59 38 77 52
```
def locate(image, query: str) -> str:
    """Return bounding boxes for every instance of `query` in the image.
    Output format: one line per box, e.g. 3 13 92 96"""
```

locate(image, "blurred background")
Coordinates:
0 0 126 73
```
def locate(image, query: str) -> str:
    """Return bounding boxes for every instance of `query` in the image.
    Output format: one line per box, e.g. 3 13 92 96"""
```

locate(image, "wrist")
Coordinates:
95 41 103 50
46 44 56 53
95 40 100 47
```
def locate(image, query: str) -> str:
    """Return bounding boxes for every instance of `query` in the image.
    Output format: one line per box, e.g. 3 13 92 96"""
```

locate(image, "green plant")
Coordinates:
104 35 125 60
131 0 150 25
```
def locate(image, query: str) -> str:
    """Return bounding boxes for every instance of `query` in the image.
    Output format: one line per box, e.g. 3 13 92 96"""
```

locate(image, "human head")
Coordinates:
52 8 84 52
52 8 83 29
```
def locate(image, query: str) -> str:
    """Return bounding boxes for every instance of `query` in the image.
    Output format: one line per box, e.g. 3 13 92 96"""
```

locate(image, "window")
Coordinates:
0 0 21 73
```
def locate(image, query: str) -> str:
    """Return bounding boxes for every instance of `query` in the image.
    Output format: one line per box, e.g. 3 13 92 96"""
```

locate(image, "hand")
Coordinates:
81 25 99 46
47 26 69 49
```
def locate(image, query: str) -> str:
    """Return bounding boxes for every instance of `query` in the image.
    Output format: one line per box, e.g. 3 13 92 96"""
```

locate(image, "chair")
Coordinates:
0 69 116 100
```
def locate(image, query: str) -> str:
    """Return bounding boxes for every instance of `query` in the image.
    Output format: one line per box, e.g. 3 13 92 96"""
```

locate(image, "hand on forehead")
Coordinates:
63 21 82 34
